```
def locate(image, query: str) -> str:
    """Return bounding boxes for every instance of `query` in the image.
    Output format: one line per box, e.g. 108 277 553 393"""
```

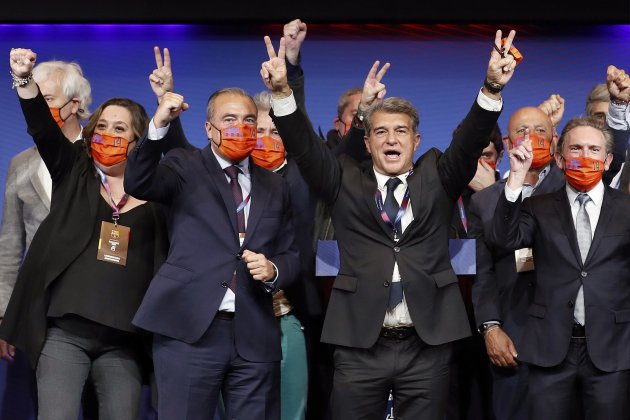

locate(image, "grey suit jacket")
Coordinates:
0 146 50 316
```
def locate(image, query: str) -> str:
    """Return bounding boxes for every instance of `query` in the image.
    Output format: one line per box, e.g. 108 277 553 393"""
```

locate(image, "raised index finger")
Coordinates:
264 36 277 59
154 46 163 68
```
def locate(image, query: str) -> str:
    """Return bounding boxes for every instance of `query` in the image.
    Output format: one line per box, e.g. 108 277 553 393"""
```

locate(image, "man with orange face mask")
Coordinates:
0 59 91 419
124 82 300 419
467 105 565 420
489 66 630 418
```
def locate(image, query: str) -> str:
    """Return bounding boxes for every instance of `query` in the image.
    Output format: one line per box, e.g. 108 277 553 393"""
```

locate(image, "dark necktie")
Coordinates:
224 165 246 234
384 177 403 233
224 165 245 293
384 177 403 311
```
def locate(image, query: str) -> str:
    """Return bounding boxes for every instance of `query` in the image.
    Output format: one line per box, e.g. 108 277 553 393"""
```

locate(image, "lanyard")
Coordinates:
236 194 251 216
95 167 129 226
375 186 411 241
457 196 468 234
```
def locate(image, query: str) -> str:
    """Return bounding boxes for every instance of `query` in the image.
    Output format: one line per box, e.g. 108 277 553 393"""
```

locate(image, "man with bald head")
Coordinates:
467 105 565 420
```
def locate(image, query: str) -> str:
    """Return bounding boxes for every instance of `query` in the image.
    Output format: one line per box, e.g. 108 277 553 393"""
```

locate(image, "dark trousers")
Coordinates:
330 332 452 420
489 363 529 420
528 338 628 420
153 316 280 420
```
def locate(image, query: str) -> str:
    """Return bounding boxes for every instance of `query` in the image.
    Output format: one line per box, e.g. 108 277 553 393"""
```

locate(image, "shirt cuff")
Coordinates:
148 119 170 140
262 261 279 292
477 88 503 112
606 102 630 131
504 183 522 202
270 92 297 117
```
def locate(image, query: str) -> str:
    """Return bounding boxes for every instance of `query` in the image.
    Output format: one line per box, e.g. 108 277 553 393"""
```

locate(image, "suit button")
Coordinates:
383 281 390 287
393 247 400 253
568 300 574 308
236 253 242 260
221 281 228 288
581 271 588 278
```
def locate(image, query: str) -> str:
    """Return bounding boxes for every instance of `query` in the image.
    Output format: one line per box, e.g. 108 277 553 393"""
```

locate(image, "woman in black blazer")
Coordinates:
0 48 169 420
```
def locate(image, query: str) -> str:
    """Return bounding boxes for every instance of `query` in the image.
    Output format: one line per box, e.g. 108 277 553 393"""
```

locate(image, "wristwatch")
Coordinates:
479 321 501 335
483 79 504 94
352 108 368 129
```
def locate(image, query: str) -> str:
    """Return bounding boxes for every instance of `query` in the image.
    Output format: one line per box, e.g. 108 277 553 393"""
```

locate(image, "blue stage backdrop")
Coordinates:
0 24 629 192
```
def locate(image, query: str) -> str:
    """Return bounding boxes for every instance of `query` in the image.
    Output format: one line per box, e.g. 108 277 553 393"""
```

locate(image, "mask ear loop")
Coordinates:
58 98 75 123
210 123 222 147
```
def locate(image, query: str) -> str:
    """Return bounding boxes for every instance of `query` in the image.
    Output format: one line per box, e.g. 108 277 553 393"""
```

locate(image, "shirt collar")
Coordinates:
373 167 411 190
211 147 251 176
566 180 605 207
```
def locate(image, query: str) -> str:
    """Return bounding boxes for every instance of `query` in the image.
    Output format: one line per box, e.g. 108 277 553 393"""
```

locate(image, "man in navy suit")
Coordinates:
124 89 299 420
490 65 630 419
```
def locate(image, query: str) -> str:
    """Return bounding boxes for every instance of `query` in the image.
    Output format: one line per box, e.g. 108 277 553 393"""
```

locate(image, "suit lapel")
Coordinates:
201 147 238 238
407 168 422 222
584 187 614 266
554 190 583 265
28 149 51 211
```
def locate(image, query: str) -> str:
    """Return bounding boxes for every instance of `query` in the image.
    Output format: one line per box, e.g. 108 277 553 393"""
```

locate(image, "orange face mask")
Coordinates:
563 156 605 192
213 124 257 163
49 99 73 128
90 132 131 166
480 158 497 171
251 136 285 170
512 133 552 169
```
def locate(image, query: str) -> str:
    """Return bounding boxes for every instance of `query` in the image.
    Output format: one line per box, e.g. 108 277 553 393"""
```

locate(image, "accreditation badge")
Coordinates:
97 221 130 266
515 247 534 272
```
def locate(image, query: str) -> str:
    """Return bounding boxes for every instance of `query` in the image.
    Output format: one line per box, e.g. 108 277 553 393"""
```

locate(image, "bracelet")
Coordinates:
483 79 504 94
10 71 33 89
611 97 630 107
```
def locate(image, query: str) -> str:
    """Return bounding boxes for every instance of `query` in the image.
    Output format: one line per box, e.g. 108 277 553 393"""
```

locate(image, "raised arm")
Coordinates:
261 36 342 204
437 30 517 199
603 65 630 184
149 46 196 152
10 48 77 182
124 92 189 202
333 60 390 160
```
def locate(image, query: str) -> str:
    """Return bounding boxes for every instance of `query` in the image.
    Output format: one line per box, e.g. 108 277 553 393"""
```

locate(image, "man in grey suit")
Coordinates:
0 59 91 418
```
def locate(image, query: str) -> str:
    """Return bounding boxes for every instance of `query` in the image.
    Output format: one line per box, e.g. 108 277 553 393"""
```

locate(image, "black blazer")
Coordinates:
490 184 630 372
469 166 565 339
0 92 169 367
124 120 300 363
272 98 502 348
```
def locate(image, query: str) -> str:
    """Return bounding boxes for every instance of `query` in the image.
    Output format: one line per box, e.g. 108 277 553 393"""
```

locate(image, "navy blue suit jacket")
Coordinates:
124 122 300 363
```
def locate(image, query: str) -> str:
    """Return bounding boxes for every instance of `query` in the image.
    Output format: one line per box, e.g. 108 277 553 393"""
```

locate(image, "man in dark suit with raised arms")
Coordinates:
260 30 518 419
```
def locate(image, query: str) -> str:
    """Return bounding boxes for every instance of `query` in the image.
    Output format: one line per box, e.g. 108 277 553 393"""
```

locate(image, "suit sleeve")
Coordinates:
19 91 77 184
0 158 26 316
489 192 536 251
124 121 186 203
271 107 342 205
437 100 501 199
603 125 630 185
268 180 300 291
469 195 502 327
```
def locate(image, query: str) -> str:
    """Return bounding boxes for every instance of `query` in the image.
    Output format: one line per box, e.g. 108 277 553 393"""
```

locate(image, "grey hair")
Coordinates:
253 91 272 113
585 83 610 116
364 97 419 134
32 60 92 120
206 87 256 122
337 87 362 118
